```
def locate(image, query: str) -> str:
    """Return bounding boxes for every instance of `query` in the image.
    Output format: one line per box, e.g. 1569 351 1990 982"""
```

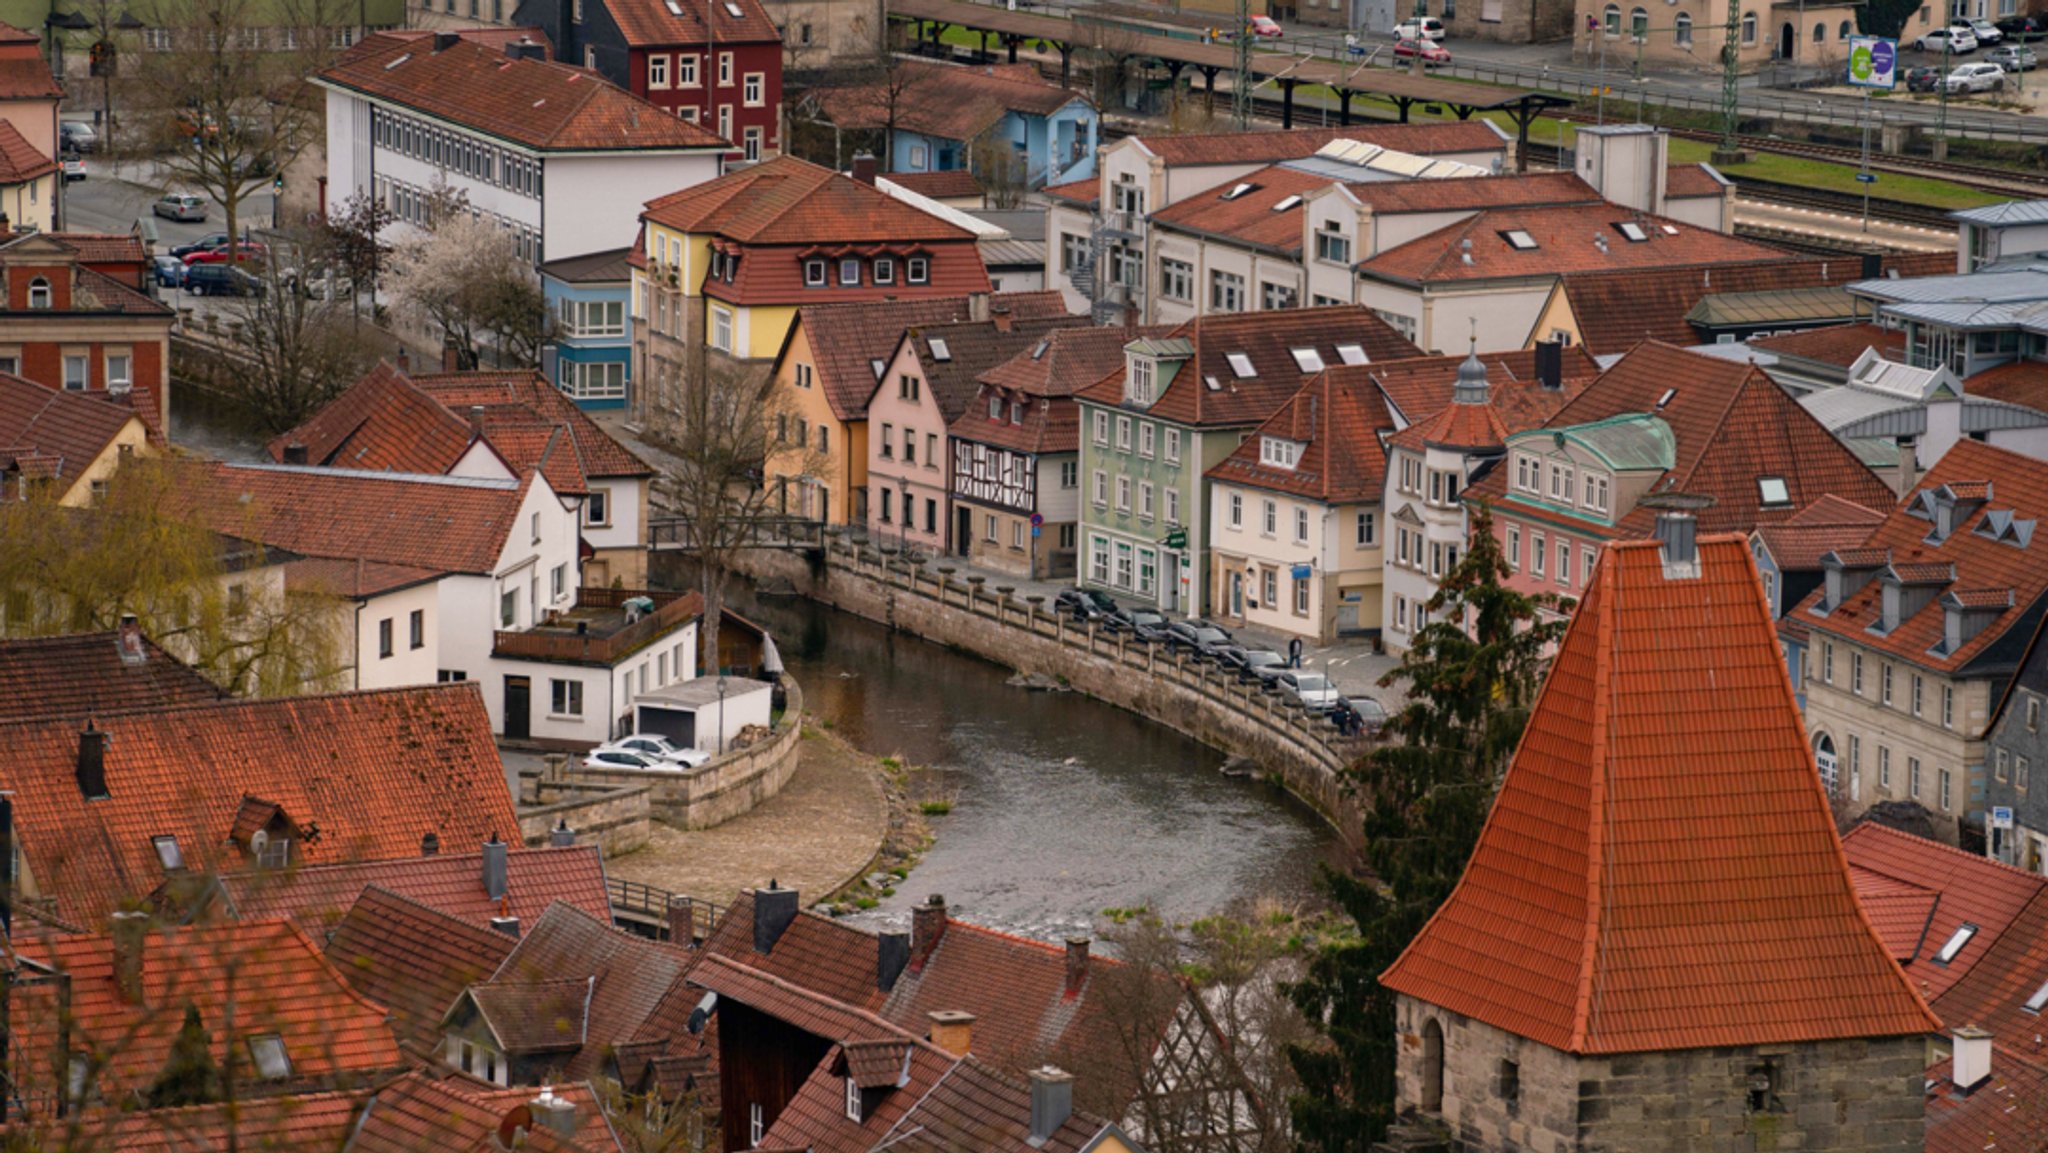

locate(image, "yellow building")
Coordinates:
0 121 55 233
0 372 152 505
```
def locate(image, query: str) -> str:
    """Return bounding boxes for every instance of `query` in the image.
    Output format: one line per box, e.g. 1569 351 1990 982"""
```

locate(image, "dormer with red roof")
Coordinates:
1381 529 1937 1149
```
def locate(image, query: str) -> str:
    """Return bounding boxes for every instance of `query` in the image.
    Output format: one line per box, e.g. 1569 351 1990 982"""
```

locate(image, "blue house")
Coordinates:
541 248 633 411
814 61 1098 188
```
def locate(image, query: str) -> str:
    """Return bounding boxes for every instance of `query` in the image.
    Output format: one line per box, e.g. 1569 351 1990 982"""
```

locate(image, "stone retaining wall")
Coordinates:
720 541 1370 847
518 779 653 856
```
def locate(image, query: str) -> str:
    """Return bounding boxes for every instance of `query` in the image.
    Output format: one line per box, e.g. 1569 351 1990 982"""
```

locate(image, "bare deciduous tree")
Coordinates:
201 236 381 433
384 210 552 370
969 126 1027 208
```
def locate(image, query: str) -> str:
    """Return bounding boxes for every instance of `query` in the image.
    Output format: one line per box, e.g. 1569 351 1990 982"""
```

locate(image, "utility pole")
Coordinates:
1231 0 1252 129
1713 0 1746 163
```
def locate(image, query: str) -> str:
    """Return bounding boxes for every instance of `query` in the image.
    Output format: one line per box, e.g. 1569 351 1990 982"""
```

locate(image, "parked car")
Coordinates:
1054 587 1118 623
1164 621 1235 659
1944 61 2006 91
59 152 84 181
1988 43 2038 69
1277 670 1340 714
1337 695 1388 736
597 734 711 768
583 748 666 770
1107 607 1171 641
150 255 186 289
59 120 96 153
1391 15 1445 39
183 264 262 296
1248 14 1282 36
1393 37 1451 63
1905 65 1943 90
183 240 268 265
1218 646 1288 683
280 264 355 299
1916 26 1979 52
1997 14 2047 38
1967 17 2005 42
169 231 232 258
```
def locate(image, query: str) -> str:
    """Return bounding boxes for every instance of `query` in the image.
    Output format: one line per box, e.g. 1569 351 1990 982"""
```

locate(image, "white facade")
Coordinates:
1381 441 1485 653
1207 479 1384 643
349 579 445 690
503 620 700 746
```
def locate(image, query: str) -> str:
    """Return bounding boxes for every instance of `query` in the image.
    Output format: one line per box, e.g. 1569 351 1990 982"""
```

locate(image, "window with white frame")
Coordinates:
679 54 699 85
1091 470 1107 505
1160 258 1193 302
1139 422 1155 457
1166 487 1179 524
1092 410 1109 445
1116 476 1130 512
1260 437 1301 469
1229 492 1243 528
743 73 764 105
1164 428 1181 463
1262 499 1277 535
1210 271 1245 312
1356 511 1375 546
1139 482 1154 520
1115 416 1132 450
710 305 734 352
550 679 584 717
907 257 929 284
718 52 733 84
1294 507 1309 543
649 54 669 87
1126 356 1157 406
1315 220 1351 265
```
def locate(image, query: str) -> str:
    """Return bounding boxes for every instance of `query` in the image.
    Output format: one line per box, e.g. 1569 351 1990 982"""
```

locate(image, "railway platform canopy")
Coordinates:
886 0 1570 167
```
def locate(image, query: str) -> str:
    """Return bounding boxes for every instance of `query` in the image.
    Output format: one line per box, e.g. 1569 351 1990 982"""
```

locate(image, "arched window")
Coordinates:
1741 10 1757 43
27 277 50 309
1839 18 1852 37
1813 21 1825 40
1604 3 1621 33
1675 12 1693 44
1631 6 1649 39
1421 1019 1445 1112
1814 733 1839 794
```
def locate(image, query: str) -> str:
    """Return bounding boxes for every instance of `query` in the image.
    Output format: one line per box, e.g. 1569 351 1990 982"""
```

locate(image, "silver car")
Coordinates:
1988 44 2038 70
1277 670 1341 714
152 193 207 222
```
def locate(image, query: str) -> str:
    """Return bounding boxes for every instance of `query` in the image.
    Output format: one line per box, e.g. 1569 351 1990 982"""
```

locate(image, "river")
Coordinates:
727 586 1345 943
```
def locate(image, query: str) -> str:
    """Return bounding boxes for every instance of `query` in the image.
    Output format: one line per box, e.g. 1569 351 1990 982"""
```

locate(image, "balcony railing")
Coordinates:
491 586 700 665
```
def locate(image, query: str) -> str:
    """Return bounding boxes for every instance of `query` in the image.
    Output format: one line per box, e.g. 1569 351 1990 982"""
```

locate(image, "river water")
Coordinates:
728 586 1345 942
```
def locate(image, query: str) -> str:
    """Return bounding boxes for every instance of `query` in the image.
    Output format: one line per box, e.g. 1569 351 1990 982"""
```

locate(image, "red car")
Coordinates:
1248 14 1282 36
182 241 268 266
1394 37 1451 63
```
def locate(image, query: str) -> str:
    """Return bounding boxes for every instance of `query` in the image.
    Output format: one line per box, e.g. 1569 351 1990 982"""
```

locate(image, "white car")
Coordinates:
583 748 667 771
1944 61 2006 91
1392 16 1445 40
1967 17 2004 42
1277 670 1341 714
1918 26 1979 52
598 733 712 767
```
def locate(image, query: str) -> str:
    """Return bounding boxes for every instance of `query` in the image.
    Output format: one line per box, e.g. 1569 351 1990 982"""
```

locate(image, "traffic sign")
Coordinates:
1993 805 2015 828
1029 512 1044 527
1031 525 1041 538
1848 36 1898 90
1855 172 1878 184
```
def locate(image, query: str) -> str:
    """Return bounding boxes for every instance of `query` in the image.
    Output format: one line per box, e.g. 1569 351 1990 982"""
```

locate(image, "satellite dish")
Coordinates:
249 828 270 855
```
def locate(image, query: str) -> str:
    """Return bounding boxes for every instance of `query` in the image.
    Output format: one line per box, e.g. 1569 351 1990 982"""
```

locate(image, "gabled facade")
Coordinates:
0 25 61 226
809 60 1098 187
0 231 174 437
1987 615 2048 872
541 247 635 410
0 120 56 232
0 371 153 504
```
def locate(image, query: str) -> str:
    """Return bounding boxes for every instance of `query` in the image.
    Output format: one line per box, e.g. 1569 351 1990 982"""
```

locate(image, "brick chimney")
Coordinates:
911 893 949 969
1063 937 1089 998
991 303 1013 333
442 339 461 372
752 881 799 953
110 910 149 1004
851 152 877 185
667 896 698 945
927 1010 974 1055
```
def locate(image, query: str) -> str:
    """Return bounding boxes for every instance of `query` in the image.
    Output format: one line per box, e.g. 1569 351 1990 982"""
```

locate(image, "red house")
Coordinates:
0 231 173 437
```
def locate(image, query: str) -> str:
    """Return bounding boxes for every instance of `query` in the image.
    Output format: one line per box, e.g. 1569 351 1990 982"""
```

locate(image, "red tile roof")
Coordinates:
0 630 224 722
1207 367 1395 502
1794 440 2048 674
416 369 652 477
1380 535 1940 1053
318 33 727 152
686 950 918 1043
811 61 1081 144
1926 1048 2048 1153
1359 204 1787 286
1961 358 2048 412
84 1090 365 1152
885 168 985 201
1131 120 1507 166
278 556 447 599
1842 822 2046 1004
1752 322 1906 369
0 42 61 101
8 919 405 1102
220 842 612 936
268 360 474 474
794 293 1073 422
349 1073 623 1153
880 315 1089 424
53 232 149 267
0 683 518 925
1850 869 1939 961
0 119 53 183
0 364 147 486
1664 162 1728 198
1075 305 1421 428
955 325 1171 456
325 886 516 1051
1039 176 1096 206
644 156 976 245
1369 345 1602 427
604 0 778 46
1752 493 1885 571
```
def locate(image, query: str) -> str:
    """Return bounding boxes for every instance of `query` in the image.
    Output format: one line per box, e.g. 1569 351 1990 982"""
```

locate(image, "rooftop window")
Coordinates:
1655 387 1677 409
928 338 951 362
1291 348 1324 372
2026 975 2048 1014
1616 221 1649 242
1501 229 1538 250
1226 352 1255 378
724 0 743 12
1204 375 1223 391
247 1035 291 1081
1758 476 1790 506
1271 195 1302 211
1934 923 1978 966
1221 182 1258 201
1335 343 1368 366
152 835 183 871
870 358 886 380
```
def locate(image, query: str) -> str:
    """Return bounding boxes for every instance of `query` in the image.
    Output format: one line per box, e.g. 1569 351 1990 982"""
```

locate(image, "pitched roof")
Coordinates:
1664 162 1728 198
1380 535 1940 1053
811 61 1081 144
1075 305 1421 428
1752 322 1907 369
1752 493 1886 570
1207 367 1395 502
83 1090 365 1152
325 886 517 1051
604 0 779 46
0 684 518 924
1359 204 1788 286
268 361 474 474
1841 822 2046 1004
347 1074 623 1153
1368 345 1602 428
539 246 635 284
413 369 652 477
0 43 61 101
1793 440 2048 674
0 119 54 183
1960 357 2048 412
884 168 985 201
643 156 976 245
317 32 727 152
955 325 1172 455
1131 120 1506 166
1926 1048 2048 1153
0 630 224 722
1481 341 1898 537
882 315 1090 423
8 919 404 1100
171 460 534 577
220 842 612 936
0 371 145 489
795 293 1072 422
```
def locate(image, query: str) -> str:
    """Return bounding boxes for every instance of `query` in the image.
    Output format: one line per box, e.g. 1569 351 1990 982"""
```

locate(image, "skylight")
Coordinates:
1934 923 1978 965
2026 975 2048 1014
1031 339 1050 360
248 1035 291 1081
1272 195 1303 212
665 0 682 11
928 338 951 362
1291 348 1324 372
1501 229 1538 250
1226 352 1255 378
152 835 183 871
1221 183 1257 201
1661 224 1680 235
1335 343 1368 366
1758 476 1790 506
724 0 744 12
1616 221 1649 242
1204 375 1223 391
384 53 412 69
1655 387 1677 410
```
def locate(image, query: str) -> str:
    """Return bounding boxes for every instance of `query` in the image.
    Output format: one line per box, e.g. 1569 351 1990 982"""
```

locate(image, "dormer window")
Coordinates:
27 277 50 309
839 258 860 286
846 1076 862 1121
1126 355 1157 407
907 257 929 284
875 258 895 285
804 259 826 287
988 394 1003 420
1260 437 1301 470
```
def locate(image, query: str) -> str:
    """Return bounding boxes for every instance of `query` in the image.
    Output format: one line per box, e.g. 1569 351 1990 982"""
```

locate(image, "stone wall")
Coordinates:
714 539 1371 845
1393 996 1928 1153
518 778 653 856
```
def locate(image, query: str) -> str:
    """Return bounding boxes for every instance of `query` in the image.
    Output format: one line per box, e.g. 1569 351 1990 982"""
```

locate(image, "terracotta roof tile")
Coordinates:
0 373 143 489
761 1041 955 1153
1369 345 1602 426
1380 535 1941 1053
0 119 53 183
1961 358 2048 412
318 33 726 152
52 232 150 267
83 1090 365 1152
1849 869 1939 961
1076 305 1421 428
885 169 985 200
325 886 516 1050
688 951 906 1043
1795 440 2048 674
1752 494 1885 570
349 1073 622 1153
604 0 778 46
1359 203 1785 286
0 630 223 723
221 843 612 936
644 156 975 245
278 556 447 599
796 293 1072 422
1664 162 1728 198
1926 1049 2048 1153
1843 821 2048 1005
812 61 1080 144
268 361 474 474
0 683 518 925
1752 322 1906 369
1207 367 1395 502
955 325 1171 455
415 368 653 477
1039 176 1096 206
0 48 61 101
1131 120 1505 166
698 892 892 1010
885 315 1089 423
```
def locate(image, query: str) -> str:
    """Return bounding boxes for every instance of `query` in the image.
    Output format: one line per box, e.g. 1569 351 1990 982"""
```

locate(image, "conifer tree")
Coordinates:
146 1005 222 1109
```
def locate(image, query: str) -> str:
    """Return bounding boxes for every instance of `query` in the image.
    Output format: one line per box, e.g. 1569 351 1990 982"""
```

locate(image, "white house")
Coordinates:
315 30 729 263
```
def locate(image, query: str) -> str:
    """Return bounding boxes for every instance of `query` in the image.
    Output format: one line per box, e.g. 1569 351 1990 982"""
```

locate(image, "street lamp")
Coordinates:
716 675 729 754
